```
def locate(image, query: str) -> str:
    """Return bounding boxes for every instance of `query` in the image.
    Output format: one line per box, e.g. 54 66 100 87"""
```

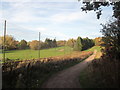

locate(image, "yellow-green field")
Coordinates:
0 46 101 60
0 46 73 60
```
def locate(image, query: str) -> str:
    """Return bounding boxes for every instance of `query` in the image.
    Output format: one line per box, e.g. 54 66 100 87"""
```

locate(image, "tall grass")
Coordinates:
79 55 119 88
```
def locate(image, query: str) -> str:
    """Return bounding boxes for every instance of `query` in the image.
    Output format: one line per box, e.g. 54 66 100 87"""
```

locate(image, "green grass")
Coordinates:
3 50 92 88
85 46 102 59
0 46 101 61
79 68 100 88
3 46 100 88
1 46 73 60
85 46 101 52
79 46 103 88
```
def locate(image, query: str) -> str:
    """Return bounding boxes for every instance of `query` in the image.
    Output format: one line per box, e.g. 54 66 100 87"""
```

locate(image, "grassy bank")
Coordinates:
85 46 102 59
85 46 101 52
79 46 102 88
79 46 119 88
79 59 119 88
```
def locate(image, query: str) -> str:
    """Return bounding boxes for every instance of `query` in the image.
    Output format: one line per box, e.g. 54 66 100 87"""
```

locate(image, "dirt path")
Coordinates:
42 50 97 88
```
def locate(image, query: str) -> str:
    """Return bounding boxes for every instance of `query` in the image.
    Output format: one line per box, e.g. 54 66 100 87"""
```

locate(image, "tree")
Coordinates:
101 20 120 59
94 37 103 46
29 40 39 50
0 35 17 50
53 39 57 47
44 38 57 48
57 40 66 47
79 0 120 87
45 38 52 48
81 37 94 50
67 38 76 48
18 40 27 49
80 0 120 58
80 0 120 21
73 37 83 51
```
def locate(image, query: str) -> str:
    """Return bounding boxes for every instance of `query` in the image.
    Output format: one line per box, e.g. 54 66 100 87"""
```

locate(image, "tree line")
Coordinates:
69 37 95 51
0 35 57 50
0 35 96 51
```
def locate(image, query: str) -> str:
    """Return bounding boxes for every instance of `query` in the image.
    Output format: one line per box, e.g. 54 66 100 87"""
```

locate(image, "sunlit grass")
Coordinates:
0 46 73 60
0 46 101 61
85 46 102 59
95 52 102 59
85 46 101 52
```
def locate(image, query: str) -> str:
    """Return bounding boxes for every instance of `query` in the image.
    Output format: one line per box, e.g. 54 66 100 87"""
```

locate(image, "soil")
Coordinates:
42 50 97 88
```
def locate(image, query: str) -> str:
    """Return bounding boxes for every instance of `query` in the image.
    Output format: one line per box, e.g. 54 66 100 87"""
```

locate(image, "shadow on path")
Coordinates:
42 50 97 88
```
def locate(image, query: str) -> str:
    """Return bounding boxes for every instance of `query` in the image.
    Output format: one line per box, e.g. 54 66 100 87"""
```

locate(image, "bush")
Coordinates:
73 37 94 51
18 40 27 49
0 35 18 50
29 40 39 50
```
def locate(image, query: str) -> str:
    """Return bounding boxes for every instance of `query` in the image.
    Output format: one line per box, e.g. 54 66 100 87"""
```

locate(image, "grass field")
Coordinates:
1 46 73 60
0 46 101 61
85 46 101 52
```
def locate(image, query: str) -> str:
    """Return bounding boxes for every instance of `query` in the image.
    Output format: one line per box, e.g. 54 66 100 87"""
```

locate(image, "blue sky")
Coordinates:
0 0 113 41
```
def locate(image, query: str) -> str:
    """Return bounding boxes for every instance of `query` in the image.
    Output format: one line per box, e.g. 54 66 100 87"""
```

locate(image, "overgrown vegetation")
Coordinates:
79 1 120 88
2 51 92 88
94 37 103 46
80 56 119 88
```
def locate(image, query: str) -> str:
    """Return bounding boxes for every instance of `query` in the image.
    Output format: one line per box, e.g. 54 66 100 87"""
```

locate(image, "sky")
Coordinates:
0 0 113 41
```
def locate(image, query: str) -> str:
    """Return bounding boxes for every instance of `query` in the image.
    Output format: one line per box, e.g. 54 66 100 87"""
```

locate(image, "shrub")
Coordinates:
29 40 39 50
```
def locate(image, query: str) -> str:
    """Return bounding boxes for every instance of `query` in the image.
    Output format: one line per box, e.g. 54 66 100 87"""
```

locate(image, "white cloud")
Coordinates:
34 27 69 40
52 31 69 40
51 11 97 23
51 12 87 23
35 27 47 32
2 7 47 23
1 1 83 24
10 11 34 22
2 0 78 3
1 1 112 41
50 10 108 24
2 0 31 3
